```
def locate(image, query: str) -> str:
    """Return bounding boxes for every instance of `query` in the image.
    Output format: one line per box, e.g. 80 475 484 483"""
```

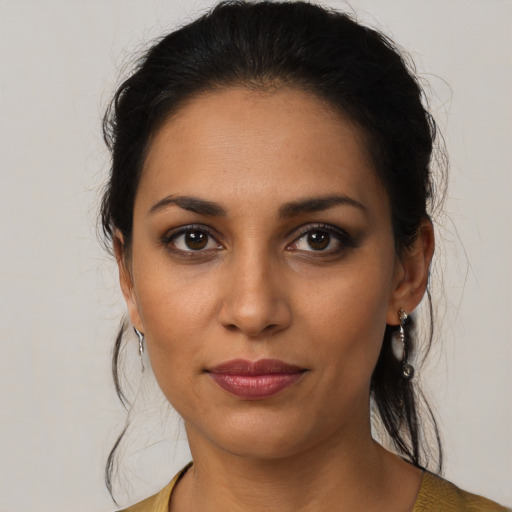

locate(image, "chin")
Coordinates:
187 407 336 462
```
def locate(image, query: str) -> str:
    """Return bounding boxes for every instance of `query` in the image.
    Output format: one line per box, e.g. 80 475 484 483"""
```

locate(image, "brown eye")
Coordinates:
288 224 351 255
307 231 330 251
167 227 220 252
184 230 208 250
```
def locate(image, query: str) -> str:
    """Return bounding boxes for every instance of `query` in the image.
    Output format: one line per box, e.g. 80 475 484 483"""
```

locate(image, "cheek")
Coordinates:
295 255 394 380
132 257 221 395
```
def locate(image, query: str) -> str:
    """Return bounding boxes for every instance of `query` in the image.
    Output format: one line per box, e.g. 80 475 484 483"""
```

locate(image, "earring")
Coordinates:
398 308 414 380
133 327 145 373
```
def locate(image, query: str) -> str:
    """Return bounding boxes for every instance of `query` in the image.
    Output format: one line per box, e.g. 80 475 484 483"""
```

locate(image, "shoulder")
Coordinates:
413 471 510 512
117 463 192 512
116 480 174 512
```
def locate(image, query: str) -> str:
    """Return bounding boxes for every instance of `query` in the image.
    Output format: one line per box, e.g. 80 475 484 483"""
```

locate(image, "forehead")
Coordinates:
138 86 387 217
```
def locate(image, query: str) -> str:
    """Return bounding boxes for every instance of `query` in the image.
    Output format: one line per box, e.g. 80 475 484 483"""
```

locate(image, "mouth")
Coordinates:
206 358 307 400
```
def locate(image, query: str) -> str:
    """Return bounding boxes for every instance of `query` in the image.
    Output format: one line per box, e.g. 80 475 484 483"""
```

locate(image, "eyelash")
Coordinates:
288 223 354 255
161 223 354 257
162 224 221 256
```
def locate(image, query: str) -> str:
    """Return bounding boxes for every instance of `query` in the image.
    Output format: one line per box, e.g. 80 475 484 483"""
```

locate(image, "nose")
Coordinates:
218 248 292 338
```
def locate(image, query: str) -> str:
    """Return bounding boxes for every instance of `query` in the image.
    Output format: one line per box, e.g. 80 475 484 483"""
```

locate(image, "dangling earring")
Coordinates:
398 308 414 380
133 327 145 373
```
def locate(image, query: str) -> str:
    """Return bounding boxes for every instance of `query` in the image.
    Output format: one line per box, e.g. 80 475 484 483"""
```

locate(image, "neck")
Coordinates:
170 419 420 512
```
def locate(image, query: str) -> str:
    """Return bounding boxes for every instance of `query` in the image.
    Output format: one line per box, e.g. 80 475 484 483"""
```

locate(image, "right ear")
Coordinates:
113 230 143 332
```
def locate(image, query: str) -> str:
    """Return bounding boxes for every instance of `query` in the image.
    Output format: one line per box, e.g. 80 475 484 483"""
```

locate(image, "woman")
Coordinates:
100 1 509 510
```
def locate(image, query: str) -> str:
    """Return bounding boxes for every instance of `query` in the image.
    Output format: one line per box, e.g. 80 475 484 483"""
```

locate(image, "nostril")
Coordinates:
263 323 278 333
221 321 281 338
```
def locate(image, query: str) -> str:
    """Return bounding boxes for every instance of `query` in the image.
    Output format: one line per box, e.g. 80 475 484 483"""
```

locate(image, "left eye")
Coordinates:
289 227 346 253
168 228 220 252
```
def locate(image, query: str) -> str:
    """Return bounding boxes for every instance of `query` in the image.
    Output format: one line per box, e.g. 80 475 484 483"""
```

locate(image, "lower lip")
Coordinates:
209 373 304 400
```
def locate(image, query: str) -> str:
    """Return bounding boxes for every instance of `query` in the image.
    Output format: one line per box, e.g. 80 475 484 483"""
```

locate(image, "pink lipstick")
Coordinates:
207 359 306 400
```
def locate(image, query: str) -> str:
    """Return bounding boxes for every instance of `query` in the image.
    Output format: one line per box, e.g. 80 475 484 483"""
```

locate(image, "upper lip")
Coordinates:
207 358 305 375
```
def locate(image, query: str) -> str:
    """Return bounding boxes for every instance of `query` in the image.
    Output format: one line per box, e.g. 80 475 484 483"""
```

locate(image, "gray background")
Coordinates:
1 0 511 510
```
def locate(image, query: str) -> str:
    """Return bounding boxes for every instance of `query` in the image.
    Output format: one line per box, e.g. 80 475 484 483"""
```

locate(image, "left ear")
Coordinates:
386 218 435 325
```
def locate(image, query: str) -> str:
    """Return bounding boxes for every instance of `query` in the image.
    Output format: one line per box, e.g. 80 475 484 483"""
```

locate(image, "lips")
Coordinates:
207 359 306 400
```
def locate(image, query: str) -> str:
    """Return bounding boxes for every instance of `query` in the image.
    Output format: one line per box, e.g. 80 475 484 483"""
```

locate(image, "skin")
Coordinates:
116 87 434 511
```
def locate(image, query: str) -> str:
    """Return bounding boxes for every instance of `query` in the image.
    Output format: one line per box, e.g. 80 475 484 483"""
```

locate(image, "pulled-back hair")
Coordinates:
101 0 444 499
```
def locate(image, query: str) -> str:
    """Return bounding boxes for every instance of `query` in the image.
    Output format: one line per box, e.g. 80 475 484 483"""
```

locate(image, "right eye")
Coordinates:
164 226 221 252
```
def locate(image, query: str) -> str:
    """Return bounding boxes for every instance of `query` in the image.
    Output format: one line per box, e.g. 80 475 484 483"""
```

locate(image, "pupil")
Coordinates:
185 230 207 250
307 231 330 250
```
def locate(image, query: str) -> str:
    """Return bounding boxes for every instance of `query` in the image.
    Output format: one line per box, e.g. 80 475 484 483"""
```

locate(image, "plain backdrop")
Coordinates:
1 0 511 511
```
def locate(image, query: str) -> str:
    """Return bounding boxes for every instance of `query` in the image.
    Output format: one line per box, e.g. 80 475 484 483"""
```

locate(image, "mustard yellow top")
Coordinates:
119 465 510 512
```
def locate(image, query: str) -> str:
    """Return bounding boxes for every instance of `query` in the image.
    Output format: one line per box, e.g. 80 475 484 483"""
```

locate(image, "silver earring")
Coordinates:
133 327 145 372
398 309 414 380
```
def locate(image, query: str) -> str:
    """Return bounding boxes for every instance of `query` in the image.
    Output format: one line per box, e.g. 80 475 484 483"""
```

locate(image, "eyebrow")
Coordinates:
278 194 366 217
149 195 226 216
148 193 365 218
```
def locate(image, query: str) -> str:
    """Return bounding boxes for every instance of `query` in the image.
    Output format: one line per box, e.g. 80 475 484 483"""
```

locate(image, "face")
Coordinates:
117 87 429 460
